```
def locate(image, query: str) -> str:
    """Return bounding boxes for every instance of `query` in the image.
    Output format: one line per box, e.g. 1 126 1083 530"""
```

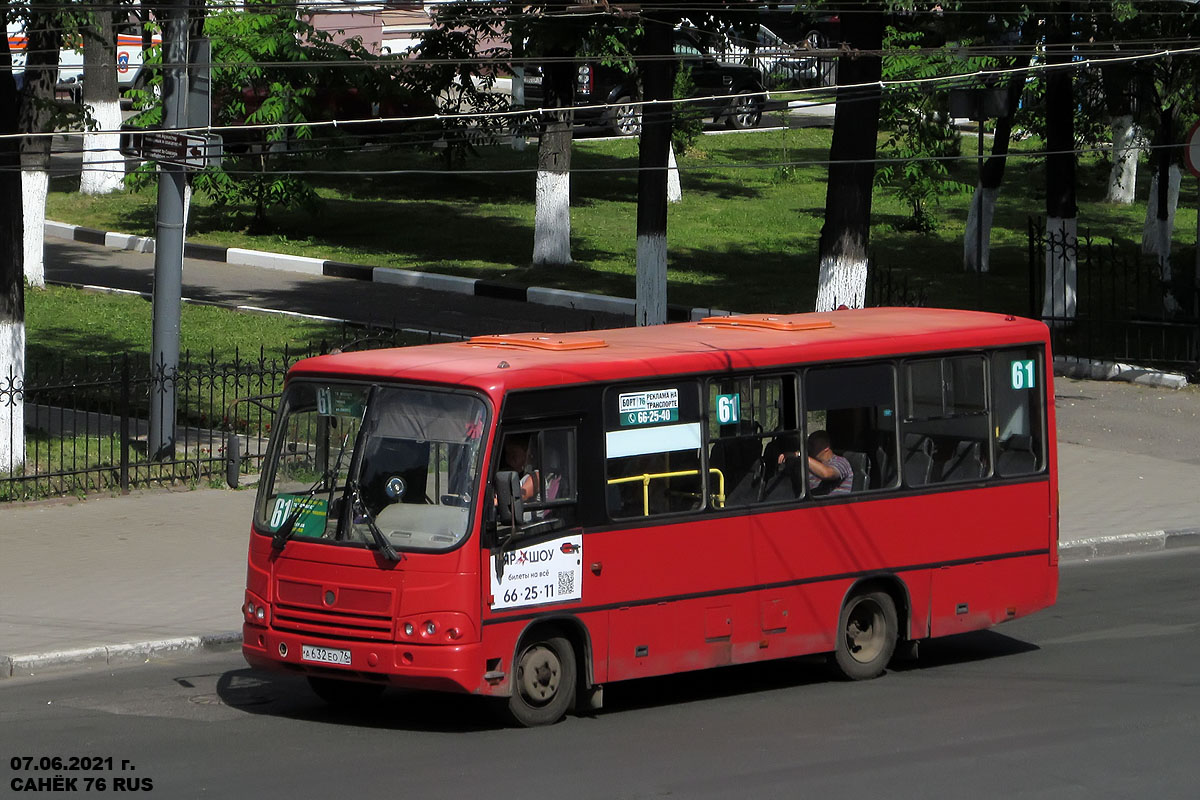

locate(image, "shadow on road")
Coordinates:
215 630 1038 731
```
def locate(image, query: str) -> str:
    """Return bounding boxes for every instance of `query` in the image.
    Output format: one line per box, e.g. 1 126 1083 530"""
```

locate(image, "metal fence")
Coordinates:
1 326 422 503
1029 217 1200 377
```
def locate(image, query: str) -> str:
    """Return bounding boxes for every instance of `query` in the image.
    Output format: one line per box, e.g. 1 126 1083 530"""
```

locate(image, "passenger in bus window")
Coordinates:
779 430 852 496
500 434 539 503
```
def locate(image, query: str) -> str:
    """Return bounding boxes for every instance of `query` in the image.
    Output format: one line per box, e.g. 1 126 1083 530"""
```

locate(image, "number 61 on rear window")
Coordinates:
1010 359 1036 390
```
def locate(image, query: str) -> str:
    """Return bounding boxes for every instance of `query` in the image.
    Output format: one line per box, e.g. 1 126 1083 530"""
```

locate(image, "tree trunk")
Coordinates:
1106 115 1139 204
1141 165 1180 272
532 60 574 266
1 32 27 471
816 9 884 311
81 9 125 195
964 58 1029 273
1101 60 1138 205
963 187 998 273
18 16 59 289
667 143 681 204
1141 105 1179 293
635 18 673 326
1041 7 1078 322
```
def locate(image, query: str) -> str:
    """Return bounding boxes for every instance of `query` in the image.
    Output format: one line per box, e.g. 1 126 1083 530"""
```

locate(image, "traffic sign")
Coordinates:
119 128 222 170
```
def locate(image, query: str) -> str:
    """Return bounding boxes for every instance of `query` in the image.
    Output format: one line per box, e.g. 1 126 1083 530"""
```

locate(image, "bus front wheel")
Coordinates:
507 635 576 727
834 591 897 680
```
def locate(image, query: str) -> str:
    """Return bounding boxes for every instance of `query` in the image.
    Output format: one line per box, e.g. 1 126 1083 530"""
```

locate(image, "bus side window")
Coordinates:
803 363 898 494
603 381 704 519
495 427 579 527
902 355 990 485
992 349 1046 477
708 374 802 506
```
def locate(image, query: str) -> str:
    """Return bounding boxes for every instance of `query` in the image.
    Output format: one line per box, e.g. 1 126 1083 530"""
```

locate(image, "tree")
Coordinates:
1 23 25 472
1041 3 1079 323
634 13 674 325
521 5 599 266
127 1 414 232
80 7 124 195
876 22 971 236
816 6 885 311
18 8 80 289
1128 1 1200 304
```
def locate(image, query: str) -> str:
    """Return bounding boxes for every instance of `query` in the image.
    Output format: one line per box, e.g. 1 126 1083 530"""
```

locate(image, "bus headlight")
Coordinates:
244 592 269 626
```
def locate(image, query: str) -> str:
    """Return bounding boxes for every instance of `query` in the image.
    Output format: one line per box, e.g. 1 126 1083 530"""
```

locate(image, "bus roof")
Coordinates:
288 308 1048 397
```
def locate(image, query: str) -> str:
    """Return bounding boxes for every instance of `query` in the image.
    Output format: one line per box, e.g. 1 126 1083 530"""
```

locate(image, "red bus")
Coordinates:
241 308 1057 726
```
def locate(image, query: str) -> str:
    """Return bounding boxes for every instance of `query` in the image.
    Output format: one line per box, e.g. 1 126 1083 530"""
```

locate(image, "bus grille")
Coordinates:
272 604 393 642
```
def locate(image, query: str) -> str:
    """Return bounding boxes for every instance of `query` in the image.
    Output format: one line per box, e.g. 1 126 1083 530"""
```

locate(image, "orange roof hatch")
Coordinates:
698 314 835 332
465 333 608 351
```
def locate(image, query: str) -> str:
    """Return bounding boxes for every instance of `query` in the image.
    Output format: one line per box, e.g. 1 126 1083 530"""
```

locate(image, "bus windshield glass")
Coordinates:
256 381 487 552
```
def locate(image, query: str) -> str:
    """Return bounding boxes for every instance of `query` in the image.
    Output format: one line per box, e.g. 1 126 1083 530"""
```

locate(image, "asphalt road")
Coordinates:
45 239 632 338
2 551 1197 799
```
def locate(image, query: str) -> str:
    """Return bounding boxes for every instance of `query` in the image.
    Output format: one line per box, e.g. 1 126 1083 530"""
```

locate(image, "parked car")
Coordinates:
523 31 766 136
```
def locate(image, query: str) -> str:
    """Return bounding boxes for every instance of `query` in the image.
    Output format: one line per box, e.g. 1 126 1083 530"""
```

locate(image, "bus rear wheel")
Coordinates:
834 591 897 680
507 635 576 727
307 676 385 707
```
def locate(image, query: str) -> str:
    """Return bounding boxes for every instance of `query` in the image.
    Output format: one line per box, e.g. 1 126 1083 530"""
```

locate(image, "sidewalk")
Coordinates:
2 377 1198 679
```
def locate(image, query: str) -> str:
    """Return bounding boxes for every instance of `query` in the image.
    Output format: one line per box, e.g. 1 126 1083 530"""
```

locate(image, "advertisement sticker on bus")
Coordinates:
618 388 679 426
490 533 583 610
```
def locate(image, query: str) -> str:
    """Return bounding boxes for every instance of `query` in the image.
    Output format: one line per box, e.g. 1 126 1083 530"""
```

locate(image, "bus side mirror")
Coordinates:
494 470 524 528
225 433 241 489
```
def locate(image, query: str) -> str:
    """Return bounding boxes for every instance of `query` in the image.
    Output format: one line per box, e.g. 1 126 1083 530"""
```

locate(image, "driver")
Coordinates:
501 434 540 504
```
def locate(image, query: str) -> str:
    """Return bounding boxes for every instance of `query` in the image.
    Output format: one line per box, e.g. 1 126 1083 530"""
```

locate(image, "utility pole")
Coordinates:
148 0 189 460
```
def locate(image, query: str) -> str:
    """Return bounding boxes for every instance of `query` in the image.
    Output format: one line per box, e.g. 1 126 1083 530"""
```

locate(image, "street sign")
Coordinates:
119 128 222 170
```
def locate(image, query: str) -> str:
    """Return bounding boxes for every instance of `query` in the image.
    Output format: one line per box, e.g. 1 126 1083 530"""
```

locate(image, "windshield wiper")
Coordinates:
273 432 350 552
349 481 402 562
272 471 328 551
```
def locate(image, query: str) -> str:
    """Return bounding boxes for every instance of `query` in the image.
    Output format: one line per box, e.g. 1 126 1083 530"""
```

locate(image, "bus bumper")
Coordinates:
242 623 496 695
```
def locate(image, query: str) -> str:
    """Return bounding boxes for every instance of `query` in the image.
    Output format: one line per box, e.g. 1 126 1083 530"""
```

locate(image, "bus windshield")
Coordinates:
256 381 487 553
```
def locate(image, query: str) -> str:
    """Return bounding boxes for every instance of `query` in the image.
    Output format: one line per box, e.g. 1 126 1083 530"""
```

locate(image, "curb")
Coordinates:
1058 527 1200 562
0 631 242 681
1053 355 1189 390
46 220 733 324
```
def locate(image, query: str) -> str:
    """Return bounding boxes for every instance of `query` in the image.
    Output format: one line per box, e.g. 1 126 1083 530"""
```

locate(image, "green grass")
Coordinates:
44 128 1199 316
25 284 352 371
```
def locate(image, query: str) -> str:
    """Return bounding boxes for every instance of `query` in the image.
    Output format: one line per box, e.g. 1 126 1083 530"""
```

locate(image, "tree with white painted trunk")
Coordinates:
963 61 1031 274
816 8 883 312
2 23 27 472
1040 9 1078 324
1101 60 1141 205
635 16 673 326
532 59 575 266
17 14 63 290
80 8 125 196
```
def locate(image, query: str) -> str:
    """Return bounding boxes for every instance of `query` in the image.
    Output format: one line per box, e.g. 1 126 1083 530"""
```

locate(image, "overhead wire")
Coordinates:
6 36 1199 145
